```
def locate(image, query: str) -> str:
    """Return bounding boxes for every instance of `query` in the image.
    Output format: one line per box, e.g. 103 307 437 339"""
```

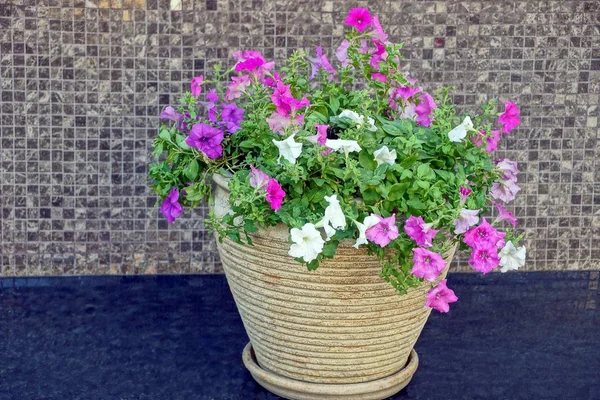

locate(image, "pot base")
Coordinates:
242 342 419 400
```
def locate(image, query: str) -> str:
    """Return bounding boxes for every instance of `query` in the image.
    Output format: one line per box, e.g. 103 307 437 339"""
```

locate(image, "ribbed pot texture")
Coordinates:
213 174 456 385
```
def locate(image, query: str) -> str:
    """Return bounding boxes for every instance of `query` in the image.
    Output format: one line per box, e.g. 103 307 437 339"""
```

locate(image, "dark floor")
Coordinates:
1 271 599 400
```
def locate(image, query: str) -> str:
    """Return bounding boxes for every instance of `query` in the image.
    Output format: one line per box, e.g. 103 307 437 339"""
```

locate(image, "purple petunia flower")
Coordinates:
459 186 472 204
249 165 270 190
336 39 351 68
220 103 245 134
307 46 337 80
160 106 183 125
490 179 521 203
453 208 480 235
185 123 224 160
160 187 183 223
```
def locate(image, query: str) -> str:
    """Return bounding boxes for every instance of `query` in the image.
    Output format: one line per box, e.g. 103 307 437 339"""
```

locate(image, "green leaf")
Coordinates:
361 188 380 204
185 159 199 181
152 143 164 158
381 123 403 136
388 182 409 201
307 259 319 271
407 198 427 210
244 219 258 234
322 240 339 258
159 127 172 142
329 96 340 113
358 150 377 171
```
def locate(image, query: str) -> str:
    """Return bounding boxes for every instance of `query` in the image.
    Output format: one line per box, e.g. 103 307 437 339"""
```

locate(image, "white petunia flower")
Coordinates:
288 223 325 263
366 117 377 132
373 146 397 166
273 133 303 164
325 139 361 155
498 242 526 273
339 109 365 126
315 194 347 241
353 214 381 248
448 116 474 143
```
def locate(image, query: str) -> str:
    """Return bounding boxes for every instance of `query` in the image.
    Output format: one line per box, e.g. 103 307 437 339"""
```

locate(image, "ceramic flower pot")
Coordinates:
213 174 456 400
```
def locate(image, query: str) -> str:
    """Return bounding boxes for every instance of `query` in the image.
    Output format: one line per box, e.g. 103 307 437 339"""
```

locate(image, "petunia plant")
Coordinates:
149 8 526 313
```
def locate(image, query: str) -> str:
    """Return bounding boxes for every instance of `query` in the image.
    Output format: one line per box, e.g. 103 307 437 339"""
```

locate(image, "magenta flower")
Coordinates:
425 279 458 313
496 158 519 181
263 71 282 88
369 40 388 69
391 86 422 101
493 201 518 227
365 214 400 247
369 15 388 42
249 165 270 190
371 72 387 82
307 46 337 80
190 75 203 97
265 179 285 211
453 208 480 235
336 39 351 68
459 186 472 204
345 8 372 32
160 187 183 223
469 247 500 274
404 216 438 248
232 50 274 79
271 81 310 117
206 89 218 105
160 106 183 125
498 101 521 133
220 103 245 134
225 75 251 101
473 129 501 152
411 248 447 282
311 123 328 145
414 92 437 127
185 123 224 160
463 218 506 250
490 179 521 203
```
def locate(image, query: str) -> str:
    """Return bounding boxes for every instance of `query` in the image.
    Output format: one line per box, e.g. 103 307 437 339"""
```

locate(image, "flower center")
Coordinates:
424 257 431 263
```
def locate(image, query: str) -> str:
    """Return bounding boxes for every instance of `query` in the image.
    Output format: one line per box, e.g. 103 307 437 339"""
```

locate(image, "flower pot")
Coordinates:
213 174 456 400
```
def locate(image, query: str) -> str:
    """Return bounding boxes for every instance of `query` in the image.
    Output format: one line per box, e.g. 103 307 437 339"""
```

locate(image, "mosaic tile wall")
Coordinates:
1 0 599 276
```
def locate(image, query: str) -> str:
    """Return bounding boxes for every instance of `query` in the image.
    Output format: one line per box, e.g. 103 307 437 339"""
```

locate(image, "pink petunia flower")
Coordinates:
225 75 251 101
335 39 351 68
160 187 183 223
345 8 372 32
365 214 399 247
453 208 480 235
414 92 437 127
404 216 438 248
371 72 387 82
307 46 337 80
463 218 506 250
232 50 274 80
469 246 500 274
185 123 224 160
369 15 388 42
473 129 501 152
271 81 310 117
425 279 458 313
493 201 518 227
498 101 521 133
249 165 270 190
265 178 285 211
490 179 521 203
190 75 203 97
369 40 388 69
459 186 472 204
411 248 447 282
496 158 519 181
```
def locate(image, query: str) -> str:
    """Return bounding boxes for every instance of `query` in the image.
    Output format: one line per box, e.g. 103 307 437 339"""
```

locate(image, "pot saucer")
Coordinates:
242 342 419 400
